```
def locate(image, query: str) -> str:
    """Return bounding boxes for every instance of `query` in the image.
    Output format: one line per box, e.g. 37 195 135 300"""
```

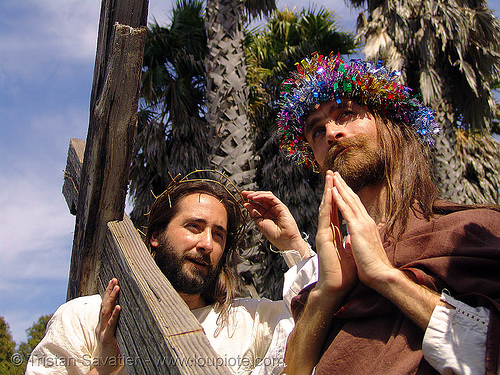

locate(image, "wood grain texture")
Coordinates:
67 20 147 300
63 138 86 215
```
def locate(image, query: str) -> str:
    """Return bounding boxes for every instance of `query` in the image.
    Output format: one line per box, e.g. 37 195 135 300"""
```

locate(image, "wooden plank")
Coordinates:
67 6 148 299
100 217 231 374
63 138 86 215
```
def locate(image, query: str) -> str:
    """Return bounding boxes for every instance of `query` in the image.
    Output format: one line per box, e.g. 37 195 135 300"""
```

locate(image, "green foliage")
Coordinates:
0 317 23 375
0 315 52 374
246 7 357 138
18 315 52 362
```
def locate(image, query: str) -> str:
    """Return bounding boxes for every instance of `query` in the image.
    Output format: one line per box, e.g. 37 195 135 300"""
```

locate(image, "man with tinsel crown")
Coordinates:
277 52 500 375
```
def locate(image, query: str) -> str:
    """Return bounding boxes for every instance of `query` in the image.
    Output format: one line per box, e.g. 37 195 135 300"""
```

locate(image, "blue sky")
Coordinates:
1 0 499 345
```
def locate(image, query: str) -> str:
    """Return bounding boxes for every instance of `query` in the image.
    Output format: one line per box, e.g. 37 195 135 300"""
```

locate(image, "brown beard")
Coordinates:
153 236 222 296
322 135 385 192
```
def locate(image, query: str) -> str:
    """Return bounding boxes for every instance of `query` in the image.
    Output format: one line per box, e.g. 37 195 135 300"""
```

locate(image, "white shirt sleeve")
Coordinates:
25 295 101 375
281 241 314 268
252 255 319 375
422 291 490 375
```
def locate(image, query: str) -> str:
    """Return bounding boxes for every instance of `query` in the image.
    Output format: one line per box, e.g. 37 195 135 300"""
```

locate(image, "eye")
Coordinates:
186 222 201 232
212 228 226 241
213 230 226 241
307 124 326 141
336 110 355 123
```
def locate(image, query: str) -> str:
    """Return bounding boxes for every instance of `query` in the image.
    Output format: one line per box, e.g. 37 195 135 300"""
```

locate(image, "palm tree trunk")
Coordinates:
431 103 468 203
205 0 257 189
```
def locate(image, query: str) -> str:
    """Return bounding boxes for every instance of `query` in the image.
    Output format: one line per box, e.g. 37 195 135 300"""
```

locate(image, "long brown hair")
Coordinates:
145 180 245 316
373 111 438 239
373 112 500 239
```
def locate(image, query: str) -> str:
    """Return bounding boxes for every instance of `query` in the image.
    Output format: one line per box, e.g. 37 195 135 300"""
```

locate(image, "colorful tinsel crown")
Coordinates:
277 52 439 170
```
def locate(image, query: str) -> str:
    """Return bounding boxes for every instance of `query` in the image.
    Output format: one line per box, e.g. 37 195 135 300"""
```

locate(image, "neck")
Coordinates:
357 183 388 226
179 292 206 310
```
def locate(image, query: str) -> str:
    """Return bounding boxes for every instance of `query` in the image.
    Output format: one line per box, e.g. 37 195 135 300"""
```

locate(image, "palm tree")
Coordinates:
129 0 210 228
204 0 277 190
350 0 500 204
240 7 357 298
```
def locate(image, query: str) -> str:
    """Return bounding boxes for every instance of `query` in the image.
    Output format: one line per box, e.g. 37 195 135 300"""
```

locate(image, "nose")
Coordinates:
325 119 346 146
197 230 214 253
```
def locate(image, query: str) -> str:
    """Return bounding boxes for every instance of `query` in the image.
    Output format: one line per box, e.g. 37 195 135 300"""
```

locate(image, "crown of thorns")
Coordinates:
147 170 249 232
277 52 440 170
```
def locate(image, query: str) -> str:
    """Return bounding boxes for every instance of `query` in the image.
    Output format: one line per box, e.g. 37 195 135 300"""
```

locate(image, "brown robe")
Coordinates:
291 203 500 374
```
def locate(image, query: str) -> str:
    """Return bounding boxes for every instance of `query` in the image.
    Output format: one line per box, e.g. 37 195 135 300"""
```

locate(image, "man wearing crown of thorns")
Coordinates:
26 177 318 375
277 53 500 375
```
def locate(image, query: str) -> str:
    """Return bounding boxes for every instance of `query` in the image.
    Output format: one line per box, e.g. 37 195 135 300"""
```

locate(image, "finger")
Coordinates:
324 170 334 190
243 196 286 222
101 279 120 321
332 172 364 216
318 176 334 233
333 174 375 229
103 278 116 300
330 196 340 230
243 202 270 221
104 304 122 340
332 220 343 250
243 192 280 211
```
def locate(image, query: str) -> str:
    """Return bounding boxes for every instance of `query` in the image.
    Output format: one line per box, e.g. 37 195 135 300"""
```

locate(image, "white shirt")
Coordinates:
423 292 490 375
25 253 489 375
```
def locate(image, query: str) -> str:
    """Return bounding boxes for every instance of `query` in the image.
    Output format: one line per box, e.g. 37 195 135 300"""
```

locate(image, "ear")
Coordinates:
150 231 160 248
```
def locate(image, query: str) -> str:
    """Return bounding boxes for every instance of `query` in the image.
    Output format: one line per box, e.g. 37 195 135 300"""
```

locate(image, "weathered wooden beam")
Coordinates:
99 217 231 374
63 138 86 215
67 0 148 300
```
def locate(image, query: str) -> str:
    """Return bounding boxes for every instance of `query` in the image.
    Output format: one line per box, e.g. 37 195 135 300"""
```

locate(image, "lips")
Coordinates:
330 145 348 160
186 257 209 267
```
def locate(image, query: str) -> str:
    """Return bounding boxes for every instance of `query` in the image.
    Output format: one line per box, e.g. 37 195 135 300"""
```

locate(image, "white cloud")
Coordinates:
0 152 74 341
0 157 75 281
0 0 100 83
0 0 178 89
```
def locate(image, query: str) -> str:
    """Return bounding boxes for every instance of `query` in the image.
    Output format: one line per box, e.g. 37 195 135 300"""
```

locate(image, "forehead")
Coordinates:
305 99 356 122
175 192 228 226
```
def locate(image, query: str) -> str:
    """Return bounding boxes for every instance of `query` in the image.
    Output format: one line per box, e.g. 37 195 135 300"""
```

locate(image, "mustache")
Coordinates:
185 252 212 267
326 136 367 161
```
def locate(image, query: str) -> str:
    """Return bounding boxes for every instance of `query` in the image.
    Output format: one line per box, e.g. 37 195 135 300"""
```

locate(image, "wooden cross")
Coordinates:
62 1 229 373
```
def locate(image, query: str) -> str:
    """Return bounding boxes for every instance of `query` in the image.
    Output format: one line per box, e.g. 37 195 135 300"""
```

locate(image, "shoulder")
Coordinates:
406 202 500 239
232 297 280 308
432 201 500 228
53 295 102 319
431 203 500 239
231 297 283 318
56 294 102 311
47 295 102 335
26 296 101 374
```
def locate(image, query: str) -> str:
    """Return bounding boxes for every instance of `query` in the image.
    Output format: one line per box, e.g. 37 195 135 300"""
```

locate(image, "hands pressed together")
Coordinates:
317 170 395 297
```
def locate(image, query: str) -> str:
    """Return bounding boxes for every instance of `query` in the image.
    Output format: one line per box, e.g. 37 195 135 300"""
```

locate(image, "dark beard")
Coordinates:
322 135 385 193
154 238 222 296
